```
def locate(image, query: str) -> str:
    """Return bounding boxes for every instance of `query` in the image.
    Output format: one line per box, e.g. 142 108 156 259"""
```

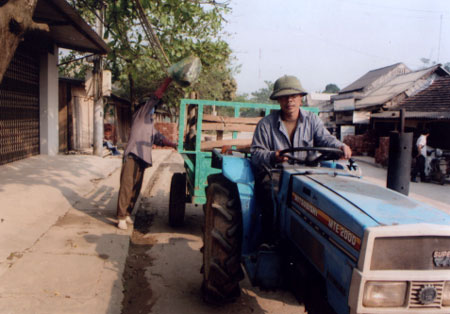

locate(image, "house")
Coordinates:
332 63 411 137
306 92 336 135
334 62 449 141
104 94 132 148
59 77 132 152
0 0 109 165
355 64 449 138
372 76 450 150
333 61 450 161
356 64 448 124
58 77 90 152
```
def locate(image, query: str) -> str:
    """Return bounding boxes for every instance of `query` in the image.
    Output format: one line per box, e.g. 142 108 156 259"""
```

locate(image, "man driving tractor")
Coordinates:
250 75 352 243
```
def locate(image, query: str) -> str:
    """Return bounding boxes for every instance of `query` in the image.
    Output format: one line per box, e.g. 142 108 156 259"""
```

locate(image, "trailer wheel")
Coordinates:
202 174 244 304
169 172 186 227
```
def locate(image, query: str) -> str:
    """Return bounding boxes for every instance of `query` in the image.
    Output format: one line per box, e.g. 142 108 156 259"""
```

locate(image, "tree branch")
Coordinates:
186 0 230 6
29 21 49 32
8 16 48 35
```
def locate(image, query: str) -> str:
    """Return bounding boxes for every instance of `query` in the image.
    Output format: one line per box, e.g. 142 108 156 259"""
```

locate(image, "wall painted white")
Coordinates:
39 45 59 155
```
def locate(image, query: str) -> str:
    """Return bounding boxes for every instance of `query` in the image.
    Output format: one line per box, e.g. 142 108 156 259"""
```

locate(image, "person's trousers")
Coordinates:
254 173 276 244
116 154 148 219
412 155 426 181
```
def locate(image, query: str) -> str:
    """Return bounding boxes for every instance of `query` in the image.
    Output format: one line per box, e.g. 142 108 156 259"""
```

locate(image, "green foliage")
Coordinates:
420 58 436 67
234 81 277 105
443 62 450 73
324 83 340 93
58 51 93 79
60 0 236 115
234 93 250 102
419 58 450 72
249 81 276 104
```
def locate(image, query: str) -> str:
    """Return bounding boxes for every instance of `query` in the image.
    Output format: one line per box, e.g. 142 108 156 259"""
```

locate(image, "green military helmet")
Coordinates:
270 75 308 100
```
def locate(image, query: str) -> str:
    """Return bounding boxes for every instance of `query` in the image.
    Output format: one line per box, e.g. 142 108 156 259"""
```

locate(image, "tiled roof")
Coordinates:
340 63 406 93
397 76 450 112
355 66 439 109
371 111 450 119
372 76 450 120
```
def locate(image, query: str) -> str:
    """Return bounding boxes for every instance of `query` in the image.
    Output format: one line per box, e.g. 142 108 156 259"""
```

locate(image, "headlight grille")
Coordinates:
409 281 443 308
371 236 450 270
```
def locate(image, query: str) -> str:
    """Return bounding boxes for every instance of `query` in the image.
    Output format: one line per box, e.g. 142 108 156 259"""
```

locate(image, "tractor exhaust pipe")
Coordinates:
387 109 412 196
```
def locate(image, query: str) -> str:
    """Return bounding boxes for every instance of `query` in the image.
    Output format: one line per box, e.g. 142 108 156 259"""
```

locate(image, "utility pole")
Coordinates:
437 14 443 63
93 3 104 156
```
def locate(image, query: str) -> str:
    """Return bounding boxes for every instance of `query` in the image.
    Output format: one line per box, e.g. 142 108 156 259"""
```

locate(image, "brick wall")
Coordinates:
104 123 117 143
343 132 377 156
375 137 389 166
153 122 178 148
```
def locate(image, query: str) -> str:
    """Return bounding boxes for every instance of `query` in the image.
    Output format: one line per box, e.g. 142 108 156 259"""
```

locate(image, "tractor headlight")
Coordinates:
363 281 407 307
443 281 450 306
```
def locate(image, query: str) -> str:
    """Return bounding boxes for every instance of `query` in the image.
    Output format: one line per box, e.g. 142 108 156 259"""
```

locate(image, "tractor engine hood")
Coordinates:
306 174 450 227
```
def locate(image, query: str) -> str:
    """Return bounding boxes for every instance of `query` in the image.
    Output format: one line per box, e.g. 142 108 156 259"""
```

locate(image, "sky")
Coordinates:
222 0 450 95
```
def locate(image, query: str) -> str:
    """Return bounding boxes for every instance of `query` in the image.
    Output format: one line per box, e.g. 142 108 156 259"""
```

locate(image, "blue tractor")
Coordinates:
201 147 450 314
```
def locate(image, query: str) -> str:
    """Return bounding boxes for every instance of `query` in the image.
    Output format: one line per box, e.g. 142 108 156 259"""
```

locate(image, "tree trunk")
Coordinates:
0 0 49 83
129 73 135 111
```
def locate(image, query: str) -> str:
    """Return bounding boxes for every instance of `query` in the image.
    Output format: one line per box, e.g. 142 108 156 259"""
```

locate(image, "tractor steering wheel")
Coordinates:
279 147 343 166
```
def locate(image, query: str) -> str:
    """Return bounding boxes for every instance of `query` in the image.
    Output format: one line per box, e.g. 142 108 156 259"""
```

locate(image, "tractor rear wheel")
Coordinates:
202 174 244 304
168 172 186 227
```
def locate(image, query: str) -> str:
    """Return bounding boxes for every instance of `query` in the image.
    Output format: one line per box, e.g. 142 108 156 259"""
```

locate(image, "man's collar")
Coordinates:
277 108 304 126
298 108 305 123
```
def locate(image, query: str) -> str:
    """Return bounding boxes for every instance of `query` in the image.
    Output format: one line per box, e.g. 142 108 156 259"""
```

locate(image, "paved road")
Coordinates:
355 157 450 213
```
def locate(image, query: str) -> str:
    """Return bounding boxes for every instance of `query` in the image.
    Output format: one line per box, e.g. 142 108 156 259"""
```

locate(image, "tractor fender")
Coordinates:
222 155 254 184
221 156 261 255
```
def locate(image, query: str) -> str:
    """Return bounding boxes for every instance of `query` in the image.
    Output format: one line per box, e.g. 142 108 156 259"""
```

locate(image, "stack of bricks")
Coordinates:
154 122 178 148
343 132 377 156
375 137 390 166
343 135 356 153
104 123 117 144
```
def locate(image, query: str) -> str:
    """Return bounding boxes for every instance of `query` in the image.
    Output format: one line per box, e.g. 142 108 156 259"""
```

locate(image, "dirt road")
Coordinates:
122 151 305 314
120 153 450 314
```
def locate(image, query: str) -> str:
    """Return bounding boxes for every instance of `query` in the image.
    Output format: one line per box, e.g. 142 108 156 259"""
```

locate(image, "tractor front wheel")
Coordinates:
202 174 244 304
168 172 186 227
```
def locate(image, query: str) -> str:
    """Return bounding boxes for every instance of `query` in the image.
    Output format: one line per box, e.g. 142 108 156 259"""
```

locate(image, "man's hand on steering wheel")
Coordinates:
340 144 352 159
275 150 289 163
277 146 348 166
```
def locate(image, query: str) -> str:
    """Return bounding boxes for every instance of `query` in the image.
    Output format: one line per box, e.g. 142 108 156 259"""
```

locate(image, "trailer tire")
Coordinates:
202 174 244 304
169 172 186 227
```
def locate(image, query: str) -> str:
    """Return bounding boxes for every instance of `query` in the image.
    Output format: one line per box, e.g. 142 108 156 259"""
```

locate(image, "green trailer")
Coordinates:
168 98 319 227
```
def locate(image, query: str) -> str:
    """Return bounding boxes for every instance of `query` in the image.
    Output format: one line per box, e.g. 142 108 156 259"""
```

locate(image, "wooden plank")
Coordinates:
202 114 262 125
202 122 256 132
201 139 252 150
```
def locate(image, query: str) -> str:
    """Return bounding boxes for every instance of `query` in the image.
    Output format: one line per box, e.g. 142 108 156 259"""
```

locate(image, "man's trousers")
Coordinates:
116 154 148 219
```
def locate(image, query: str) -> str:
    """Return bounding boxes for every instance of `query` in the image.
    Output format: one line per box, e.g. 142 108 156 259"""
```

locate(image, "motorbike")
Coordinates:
426 148 449 185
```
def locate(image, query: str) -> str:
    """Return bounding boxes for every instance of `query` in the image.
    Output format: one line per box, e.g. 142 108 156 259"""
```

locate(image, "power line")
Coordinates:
296 29 420 66
337 0 450 15
437 14 443 62
322 0 450 23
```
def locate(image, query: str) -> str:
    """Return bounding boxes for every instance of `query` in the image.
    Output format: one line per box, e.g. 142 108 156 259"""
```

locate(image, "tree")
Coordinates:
250 81 276 104
445 63 450 73
234 93 250 102
324 83 340 93
420 58 436 67
0 0 49 83
419 58 450 72
61 0 235 113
